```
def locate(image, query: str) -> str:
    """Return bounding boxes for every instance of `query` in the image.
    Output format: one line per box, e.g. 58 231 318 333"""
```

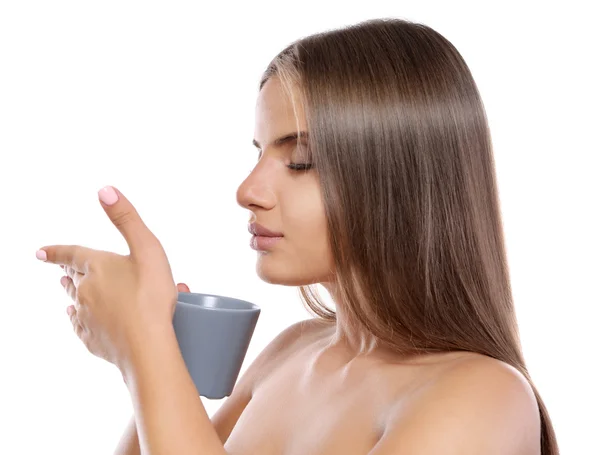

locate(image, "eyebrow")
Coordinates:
252 131 308 150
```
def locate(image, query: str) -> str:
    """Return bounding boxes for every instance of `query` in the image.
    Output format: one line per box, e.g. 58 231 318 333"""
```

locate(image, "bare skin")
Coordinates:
115 75 541 454
115 293 540 455
216 319 540 455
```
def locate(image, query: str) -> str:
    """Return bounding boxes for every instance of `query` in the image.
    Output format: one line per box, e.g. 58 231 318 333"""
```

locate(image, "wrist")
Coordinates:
119 322 178 388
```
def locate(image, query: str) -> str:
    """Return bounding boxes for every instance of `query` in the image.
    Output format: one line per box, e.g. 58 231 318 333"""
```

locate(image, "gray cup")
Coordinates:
173 292 260 399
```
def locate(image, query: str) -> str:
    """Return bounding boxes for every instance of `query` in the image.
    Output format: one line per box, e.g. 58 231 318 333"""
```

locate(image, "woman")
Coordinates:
38 17 558 454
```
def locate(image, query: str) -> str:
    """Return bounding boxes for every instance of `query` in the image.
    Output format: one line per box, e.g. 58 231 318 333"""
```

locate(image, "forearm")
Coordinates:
121 325 226 455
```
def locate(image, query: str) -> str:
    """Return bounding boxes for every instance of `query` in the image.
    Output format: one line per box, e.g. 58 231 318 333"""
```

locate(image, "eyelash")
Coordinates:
256 151 313 171
287 162 314 171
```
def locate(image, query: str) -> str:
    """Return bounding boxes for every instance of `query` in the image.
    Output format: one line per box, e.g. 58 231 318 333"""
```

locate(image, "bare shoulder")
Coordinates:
372 353 541 455
247 317 328 386
210 317 326 444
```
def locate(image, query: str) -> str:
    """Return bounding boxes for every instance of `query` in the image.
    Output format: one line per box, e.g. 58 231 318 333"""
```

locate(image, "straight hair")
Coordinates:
259 17 558 454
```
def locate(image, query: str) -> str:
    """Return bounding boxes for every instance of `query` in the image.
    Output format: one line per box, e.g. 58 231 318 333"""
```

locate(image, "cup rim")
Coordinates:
176 292 260 312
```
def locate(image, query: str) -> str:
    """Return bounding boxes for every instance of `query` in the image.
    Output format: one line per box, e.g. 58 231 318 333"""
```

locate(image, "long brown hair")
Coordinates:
259 17 558 454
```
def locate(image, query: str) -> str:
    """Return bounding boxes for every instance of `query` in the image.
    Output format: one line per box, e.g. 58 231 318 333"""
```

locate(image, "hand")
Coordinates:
36 186 184 372
57 277 191 333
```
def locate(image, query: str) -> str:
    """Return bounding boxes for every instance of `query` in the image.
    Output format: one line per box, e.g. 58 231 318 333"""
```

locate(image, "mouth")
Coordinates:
250 234 283 251
248 222 284 238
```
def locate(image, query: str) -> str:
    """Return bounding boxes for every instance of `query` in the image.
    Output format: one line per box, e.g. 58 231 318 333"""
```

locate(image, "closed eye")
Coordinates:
287 162 314 171
255 145 314 172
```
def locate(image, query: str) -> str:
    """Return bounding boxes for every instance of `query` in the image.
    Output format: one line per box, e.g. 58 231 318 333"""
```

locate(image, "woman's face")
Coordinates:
236 76 334 286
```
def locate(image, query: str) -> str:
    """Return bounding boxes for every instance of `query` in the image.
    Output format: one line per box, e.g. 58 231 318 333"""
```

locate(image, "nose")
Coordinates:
236 167 277 211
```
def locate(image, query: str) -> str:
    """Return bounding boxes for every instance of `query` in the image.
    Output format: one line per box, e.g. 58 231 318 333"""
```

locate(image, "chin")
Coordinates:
255 254 326 286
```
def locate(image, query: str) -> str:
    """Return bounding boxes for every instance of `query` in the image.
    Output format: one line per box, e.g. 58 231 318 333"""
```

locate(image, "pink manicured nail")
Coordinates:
98 186 119 206
36 250 47 261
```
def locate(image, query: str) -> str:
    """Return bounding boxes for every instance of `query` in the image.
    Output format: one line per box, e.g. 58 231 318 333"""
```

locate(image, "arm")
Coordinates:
368 357 541 455
113 415 140 455
121 324 226 455
116 317 313 454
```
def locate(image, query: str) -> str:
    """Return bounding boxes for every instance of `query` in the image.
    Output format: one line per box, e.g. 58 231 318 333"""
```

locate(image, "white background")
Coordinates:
0 1 598 454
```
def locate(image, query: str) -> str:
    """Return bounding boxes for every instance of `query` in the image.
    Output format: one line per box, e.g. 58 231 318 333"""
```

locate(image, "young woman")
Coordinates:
44 17 557 455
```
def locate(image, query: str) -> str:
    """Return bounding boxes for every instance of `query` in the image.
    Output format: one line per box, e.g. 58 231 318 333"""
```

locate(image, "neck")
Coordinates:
320 281 386 358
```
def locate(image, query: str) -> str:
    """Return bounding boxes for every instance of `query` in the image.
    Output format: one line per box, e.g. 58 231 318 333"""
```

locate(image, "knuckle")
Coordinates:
68 284 77 301
111 210 136 228
74 292 85 307
85 262 96 275
71 317 81 335
86 254 108 275
72 272 82 287
76 279 90 298
86 255 100 273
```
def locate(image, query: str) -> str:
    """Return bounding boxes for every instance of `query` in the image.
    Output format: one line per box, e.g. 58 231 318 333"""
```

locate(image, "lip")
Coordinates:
248 223 284 238
250 235 282 251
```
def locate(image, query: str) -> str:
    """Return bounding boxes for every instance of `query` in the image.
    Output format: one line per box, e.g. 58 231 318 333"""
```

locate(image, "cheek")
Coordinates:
256 187 334 285
285 191 330 257
285 184 325 232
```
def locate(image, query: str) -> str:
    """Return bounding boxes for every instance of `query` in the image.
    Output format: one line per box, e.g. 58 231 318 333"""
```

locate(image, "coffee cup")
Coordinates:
173 292 260 399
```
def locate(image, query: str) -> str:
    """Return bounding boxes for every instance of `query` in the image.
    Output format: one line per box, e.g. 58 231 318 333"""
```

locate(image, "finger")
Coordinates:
65 266 84 286
37 244 96 273
177 283 190 293
67 305 84 338
97 186 161 260
61 276 77 302
64 279 86 328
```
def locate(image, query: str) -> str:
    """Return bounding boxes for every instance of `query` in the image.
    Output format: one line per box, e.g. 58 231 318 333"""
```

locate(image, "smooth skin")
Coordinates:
39 188 227 454
50 76 541 454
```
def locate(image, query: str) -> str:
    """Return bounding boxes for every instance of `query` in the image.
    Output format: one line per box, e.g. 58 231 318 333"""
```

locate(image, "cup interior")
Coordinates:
177 292 259 312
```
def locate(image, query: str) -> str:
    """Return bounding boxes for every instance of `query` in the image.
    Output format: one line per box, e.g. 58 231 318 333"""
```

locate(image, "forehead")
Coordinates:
255 77 307 140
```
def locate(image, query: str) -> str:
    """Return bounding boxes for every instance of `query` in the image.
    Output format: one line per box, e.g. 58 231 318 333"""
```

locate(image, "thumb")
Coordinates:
97 186 159 259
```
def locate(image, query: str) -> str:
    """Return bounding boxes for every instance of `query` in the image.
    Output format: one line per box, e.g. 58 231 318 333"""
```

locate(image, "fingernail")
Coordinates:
60 276 69 286
98 186 118 206
36 250 47 261
67 305 74 316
